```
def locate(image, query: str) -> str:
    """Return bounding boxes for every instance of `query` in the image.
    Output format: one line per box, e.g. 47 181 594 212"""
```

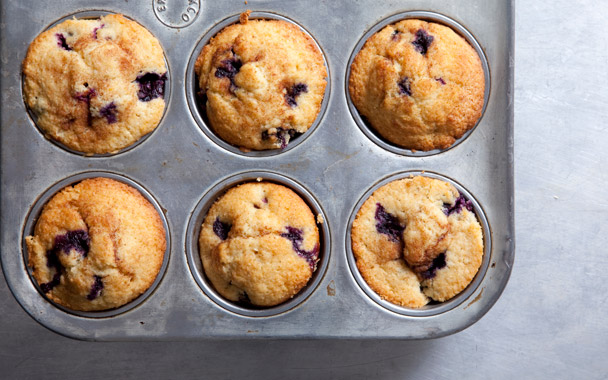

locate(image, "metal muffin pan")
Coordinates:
0 0 513 340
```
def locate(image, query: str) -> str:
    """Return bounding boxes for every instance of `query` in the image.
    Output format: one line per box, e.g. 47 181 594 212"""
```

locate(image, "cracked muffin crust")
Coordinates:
26 177 166 311
22 14 167 154
349 19 485 151
198 182 320 307
194 11 327 150
351 176 483 308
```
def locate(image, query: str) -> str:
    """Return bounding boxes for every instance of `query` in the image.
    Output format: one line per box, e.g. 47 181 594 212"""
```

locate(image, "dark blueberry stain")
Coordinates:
45 248 61 269
285 83 308 107
215 52 242 93
40 272 61 293
280 226 319 270
420 252 447 279
135 72 167 102
87 275 104 300
40 250 62 293
74 88 96 103
74 88 96 126
374 203 405 243
443 193 474 216
436 77 446 85
398 77 412 96
281 227 302 245
40 272 61 294
238 291 251 304
215 58 242 80
412 29 434 55
277 130 290 148
54 230 91 257
261 128 300 149
39 230 90 293
56 33 72 51
92 24 105 39
253 197 268 209
99 102 118 124
276 128 298 149
213 217 231 240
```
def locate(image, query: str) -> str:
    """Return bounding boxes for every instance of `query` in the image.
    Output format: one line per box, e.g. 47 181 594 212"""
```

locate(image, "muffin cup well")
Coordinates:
185 11 331 157
345 10 491 157
22 171 171 318
186 170 331 317
21 10 171 157
346 170 492 317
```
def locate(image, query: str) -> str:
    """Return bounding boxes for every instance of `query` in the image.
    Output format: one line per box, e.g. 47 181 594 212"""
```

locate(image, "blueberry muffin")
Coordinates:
351 176 483 308
349 19 485 151
22 14 167 154
195 11 327 150
198 182 320 306
26 178 166 311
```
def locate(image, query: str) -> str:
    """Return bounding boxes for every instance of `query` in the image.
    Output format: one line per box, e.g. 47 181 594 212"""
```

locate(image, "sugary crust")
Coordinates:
22 14 167 154
349 19 485 151
194 12 327 150
351 176 483 307
25 177 166 311
421 210 484 301
198 182 319 306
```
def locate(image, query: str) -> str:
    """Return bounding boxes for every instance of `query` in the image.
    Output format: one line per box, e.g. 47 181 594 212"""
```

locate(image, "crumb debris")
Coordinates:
240 10 251 24
326 280 336 296
316 213 324 224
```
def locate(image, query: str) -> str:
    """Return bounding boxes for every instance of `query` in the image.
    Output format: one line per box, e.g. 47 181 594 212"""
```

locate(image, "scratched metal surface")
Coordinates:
0 0 513 340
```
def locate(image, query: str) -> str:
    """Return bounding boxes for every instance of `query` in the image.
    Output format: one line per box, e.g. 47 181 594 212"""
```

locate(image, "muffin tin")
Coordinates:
0 0 514 339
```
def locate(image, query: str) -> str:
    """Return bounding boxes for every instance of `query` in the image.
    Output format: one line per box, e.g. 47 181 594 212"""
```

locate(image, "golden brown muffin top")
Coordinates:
26 177 166 311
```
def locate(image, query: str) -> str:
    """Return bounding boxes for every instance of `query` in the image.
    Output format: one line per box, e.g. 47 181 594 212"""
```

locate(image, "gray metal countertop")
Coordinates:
1 0 606 378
